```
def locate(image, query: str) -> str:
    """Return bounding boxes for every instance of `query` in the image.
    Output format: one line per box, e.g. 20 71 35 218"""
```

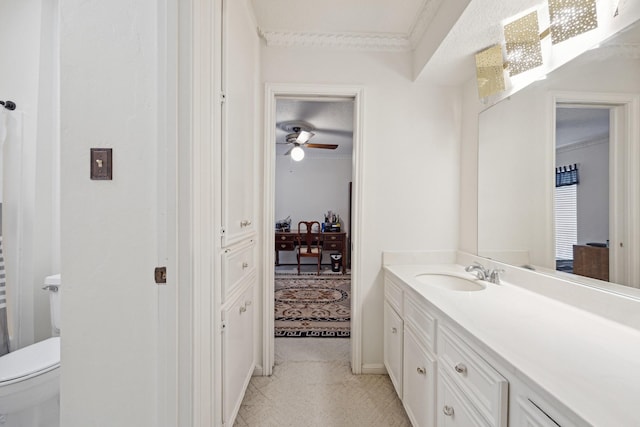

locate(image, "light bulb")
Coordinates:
291 146 305 161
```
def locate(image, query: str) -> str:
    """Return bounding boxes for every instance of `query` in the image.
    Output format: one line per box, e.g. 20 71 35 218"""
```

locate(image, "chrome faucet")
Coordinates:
465 262 504 284
488 268 504 285
465 262 489 280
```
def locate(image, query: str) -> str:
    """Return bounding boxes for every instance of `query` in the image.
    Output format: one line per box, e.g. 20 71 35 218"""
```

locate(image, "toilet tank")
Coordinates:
44 274 61 335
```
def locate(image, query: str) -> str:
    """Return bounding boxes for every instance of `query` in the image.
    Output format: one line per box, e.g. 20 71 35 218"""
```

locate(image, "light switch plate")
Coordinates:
90 148 112 180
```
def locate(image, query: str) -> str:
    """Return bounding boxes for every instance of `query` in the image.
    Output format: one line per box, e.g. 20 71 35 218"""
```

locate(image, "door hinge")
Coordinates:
221 228 226 237
154 267 167 284
220 92 227 104
221 320 227 333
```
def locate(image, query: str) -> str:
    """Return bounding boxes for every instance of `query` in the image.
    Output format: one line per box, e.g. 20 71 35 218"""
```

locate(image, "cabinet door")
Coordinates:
438 369 491 427
384 301 403 397
221 0 258 246
222 281 255 426
403 326 436 427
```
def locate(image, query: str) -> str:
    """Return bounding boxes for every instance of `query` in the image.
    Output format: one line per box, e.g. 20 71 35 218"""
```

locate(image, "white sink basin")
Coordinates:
414 274 486 292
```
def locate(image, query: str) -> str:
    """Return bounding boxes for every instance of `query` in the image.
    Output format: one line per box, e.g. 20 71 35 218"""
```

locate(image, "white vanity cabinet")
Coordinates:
222 277 255 426
384 273 508 427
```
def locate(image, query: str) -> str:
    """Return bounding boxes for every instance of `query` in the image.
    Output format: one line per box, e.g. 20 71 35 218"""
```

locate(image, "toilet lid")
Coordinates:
0 337 60 383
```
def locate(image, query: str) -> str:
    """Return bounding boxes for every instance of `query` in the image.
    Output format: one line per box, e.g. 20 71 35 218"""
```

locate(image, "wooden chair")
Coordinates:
296 221 322 275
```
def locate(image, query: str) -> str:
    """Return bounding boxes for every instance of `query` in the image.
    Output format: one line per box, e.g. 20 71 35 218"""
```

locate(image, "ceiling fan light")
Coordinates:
297 130 314 144
291 146 305 161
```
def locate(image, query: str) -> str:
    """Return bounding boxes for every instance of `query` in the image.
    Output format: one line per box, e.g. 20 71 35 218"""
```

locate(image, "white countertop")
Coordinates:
384 263 640 426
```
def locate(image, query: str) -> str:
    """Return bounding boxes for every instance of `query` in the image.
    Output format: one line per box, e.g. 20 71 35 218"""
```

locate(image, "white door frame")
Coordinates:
262 83 365 375
550 91 640 288
158 0 222 425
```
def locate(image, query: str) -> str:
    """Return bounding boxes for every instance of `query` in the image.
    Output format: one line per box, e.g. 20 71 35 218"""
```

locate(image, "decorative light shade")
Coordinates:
548 0 598 45
475 45 505 98
504 11 543 76
291 146 305 161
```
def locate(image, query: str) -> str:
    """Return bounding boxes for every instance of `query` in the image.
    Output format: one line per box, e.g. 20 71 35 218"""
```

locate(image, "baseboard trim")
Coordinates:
361 363 387 375
253 365 264 377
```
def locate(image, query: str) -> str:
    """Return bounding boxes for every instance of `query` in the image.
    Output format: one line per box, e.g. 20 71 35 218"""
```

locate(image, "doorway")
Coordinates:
554 106 610 280
263 84 364 376
551 92 640 288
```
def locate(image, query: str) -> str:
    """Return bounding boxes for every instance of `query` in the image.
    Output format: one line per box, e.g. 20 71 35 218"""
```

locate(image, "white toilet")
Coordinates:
0 274 61 424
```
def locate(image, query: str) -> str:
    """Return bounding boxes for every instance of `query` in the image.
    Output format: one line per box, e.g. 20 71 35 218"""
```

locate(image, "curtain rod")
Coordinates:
0 100 16 110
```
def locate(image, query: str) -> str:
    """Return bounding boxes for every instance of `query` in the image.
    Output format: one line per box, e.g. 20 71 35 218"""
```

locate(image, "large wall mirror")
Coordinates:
478 18 640 296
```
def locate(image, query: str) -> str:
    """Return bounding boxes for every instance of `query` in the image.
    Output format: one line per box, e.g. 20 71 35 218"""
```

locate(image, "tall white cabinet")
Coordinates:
221 0 258 247
217 0 260 425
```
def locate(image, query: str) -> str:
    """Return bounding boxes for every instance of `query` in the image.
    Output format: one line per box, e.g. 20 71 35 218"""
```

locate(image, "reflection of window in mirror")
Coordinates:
555 106 610 281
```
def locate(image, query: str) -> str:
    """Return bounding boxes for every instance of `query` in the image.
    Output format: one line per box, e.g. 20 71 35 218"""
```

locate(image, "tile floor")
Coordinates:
234 338 411 427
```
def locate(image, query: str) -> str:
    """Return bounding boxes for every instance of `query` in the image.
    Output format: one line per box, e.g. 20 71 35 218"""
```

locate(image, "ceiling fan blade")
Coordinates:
306 143 338 150
283 146 293 156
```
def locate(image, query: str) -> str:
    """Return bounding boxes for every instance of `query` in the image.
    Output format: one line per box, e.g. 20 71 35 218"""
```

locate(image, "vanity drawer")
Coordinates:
384 275 404 315
404 292 436 354
222 240 256 302
438 368 491 427
438 325 508 427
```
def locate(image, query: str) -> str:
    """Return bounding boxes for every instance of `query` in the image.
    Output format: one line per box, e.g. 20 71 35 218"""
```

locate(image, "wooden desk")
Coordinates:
275 231 347 274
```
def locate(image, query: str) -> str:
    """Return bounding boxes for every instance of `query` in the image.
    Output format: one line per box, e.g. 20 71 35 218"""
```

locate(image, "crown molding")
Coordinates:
258 0 443 52
556 136 609 154
258 29 411 51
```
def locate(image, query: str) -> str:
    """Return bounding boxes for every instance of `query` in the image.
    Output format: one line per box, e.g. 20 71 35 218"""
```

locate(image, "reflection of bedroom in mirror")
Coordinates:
554 106 610 281
478 18 640 292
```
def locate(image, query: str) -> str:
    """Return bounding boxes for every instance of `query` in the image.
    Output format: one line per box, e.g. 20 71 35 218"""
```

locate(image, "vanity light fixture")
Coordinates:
504 11 543 76
290 145 305 161
475 45 506 98
548 0 598 44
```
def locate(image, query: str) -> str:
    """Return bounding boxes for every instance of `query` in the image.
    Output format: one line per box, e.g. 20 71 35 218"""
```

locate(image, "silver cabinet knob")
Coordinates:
443 405 454 417
391 327 398 334
416 367 426 375
242 262 249 269
239 306 247 314
455 363 467 374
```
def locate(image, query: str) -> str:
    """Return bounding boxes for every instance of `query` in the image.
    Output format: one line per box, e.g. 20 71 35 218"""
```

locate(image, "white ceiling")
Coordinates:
556 108 610 147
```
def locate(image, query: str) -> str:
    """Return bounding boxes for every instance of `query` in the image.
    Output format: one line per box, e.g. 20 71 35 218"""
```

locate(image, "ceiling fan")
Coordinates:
276 121 339 161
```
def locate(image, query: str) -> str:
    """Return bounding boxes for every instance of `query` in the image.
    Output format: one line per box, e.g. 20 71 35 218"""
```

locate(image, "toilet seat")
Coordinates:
0 337 60 386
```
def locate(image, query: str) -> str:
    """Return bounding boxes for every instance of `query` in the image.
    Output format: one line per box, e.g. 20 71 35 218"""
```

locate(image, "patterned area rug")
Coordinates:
275 275 351 338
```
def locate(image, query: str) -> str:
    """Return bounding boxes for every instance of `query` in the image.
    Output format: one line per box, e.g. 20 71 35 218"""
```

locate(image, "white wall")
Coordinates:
59 1 159 425
275 156 352 264
0 0 60 347
263 47 461 368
